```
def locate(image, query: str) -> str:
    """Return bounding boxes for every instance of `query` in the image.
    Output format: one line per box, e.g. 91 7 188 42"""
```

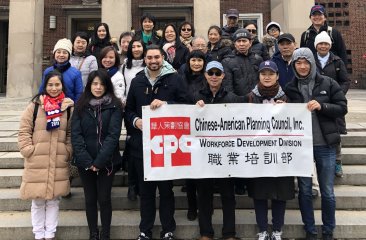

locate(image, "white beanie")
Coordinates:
53 38 72 55
314 31 332 48
266 21 281 33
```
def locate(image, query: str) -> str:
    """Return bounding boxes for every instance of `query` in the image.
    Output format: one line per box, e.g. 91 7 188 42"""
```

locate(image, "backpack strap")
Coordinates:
32 102 39 132
327 26 334 44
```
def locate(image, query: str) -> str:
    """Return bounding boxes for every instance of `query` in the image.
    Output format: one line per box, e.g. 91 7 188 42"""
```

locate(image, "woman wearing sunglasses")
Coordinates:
244 21 270 61
179 21 195 52
194 61 244 240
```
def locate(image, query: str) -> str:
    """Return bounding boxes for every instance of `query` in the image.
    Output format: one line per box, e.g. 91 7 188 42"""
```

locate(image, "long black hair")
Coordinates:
76 69 121 114
32 70 65 102
161 23 183 47
90 23 111 45
126 37 146 69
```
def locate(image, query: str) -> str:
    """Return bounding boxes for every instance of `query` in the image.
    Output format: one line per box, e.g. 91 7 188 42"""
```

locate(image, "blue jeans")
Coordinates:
298 145 336 235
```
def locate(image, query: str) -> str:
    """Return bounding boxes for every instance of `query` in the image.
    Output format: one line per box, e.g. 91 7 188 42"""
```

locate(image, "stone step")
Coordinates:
0 136 127 152
342 132 366 147
2 148 365 169
1 185 366 212
3 165 366 188
0 209 365 239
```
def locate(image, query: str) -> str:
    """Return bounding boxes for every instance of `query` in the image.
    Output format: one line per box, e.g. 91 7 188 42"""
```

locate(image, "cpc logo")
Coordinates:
150 117 191 167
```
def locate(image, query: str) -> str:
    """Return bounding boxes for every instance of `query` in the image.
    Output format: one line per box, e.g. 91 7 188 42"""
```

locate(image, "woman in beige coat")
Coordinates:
18 70 74 240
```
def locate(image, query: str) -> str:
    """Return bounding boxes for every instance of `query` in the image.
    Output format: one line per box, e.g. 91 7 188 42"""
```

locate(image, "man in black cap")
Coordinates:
222 28 262 96
271 33 297 88
300 4 347 65
222 9 241 39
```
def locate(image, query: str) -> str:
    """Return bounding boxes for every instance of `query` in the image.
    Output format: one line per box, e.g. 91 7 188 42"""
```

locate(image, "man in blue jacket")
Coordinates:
125 45 188 240
271 33 296 88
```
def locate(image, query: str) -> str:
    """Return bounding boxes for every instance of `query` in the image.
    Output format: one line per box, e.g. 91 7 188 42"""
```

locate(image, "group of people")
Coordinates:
17 4 349 240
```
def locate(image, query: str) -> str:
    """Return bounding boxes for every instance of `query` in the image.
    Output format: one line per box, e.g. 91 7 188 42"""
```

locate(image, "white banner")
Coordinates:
142 103 313 181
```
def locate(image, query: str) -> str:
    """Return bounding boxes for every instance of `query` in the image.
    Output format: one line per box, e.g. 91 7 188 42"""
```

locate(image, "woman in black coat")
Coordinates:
207 25 232 62
246 60 294 240
160 23 190 70
71 69 123 240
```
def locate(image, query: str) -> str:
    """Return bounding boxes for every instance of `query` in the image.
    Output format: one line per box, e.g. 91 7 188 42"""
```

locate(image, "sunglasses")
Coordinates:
207 71 222 76
181 28 192 32
247 29 257 34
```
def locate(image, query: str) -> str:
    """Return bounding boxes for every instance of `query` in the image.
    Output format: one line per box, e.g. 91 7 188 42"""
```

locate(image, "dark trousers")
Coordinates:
136 157 176 238
253 199 286 232
125 137 139 193
186 179 197 211
196 178 236 239
78 168 115 234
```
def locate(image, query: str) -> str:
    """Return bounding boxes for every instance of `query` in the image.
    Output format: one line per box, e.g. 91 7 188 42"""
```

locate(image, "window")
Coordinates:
223 13 264 41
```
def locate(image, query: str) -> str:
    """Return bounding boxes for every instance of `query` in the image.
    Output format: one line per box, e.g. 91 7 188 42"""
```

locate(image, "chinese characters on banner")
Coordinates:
142 103 313 181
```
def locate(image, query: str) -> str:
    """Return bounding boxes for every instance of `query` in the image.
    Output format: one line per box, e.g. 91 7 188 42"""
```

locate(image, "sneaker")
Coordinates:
137 232 150 240
305 232 317 240
161 232 174 240
127 186 138 201
257 231 269 240
335 161 343 177
270 231 282 240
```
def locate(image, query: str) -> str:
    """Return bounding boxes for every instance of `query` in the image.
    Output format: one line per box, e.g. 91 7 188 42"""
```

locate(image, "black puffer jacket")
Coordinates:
221 25 240 40
181 72 206 104
193 84 245 104
250 37 270 61
207 40 232 62
285 73 347 146
315 52 350 94
221 50 263 96
125 70 188 158
300 23 348 65
71 101 123 169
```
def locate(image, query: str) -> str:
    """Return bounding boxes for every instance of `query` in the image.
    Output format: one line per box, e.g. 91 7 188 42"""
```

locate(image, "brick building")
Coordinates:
0 0 365 98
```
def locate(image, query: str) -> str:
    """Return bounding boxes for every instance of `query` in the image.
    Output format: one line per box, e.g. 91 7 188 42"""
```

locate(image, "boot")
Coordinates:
100 229 110 240
90 229 100 240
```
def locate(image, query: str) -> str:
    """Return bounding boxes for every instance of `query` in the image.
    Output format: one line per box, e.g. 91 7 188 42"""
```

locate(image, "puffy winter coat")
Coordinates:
71 101 123 170
315 52 350 94
250 37 270 61
221 50 263 96
41 64 83 102
207 40 232 62
18 100 73 200
285 73 347 146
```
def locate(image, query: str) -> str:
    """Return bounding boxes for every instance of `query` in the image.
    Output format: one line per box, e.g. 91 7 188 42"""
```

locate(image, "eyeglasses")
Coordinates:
193 44 207 49
268 28 279 33
246 29 257 34
207 71 222 76
181 28 192 32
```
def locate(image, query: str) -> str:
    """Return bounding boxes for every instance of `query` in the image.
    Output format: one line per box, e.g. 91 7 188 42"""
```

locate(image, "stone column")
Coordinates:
102 0 131 42
271 0 314 44
194 0 220 37
7 0 44 98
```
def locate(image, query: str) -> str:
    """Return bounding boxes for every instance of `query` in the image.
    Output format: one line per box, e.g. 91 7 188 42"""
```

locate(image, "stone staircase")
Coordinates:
1 96 366 239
